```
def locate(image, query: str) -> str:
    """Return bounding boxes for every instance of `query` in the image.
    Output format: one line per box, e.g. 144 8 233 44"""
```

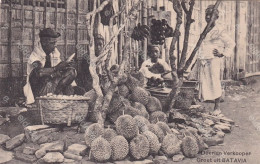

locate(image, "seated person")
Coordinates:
77 34 105 92
24 28 77 105
140 45 172 85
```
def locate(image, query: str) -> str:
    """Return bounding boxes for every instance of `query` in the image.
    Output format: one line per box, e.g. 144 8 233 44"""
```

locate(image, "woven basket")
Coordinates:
37 97 89 126
147 87 195 111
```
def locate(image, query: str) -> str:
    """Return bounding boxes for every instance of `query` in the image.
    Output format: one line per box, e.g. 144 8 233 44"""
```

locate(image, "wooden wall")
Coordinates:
246 1 260 76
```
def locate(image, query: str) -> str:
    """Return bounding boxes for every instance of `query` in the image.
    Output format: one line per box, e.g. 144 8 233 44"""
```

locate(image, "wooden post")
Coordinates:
234 0 240 80
20 0 24 79
44 0 47 28
75 0 79 62
64 0 68 57
8 0 13 80
32 0 36 48
143 1 147 62
55 0 58 31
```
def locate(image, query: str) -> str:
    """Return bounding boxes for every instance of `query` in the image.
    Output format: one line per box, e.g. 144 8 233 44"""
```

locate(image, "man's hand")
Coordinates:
213 49 224 57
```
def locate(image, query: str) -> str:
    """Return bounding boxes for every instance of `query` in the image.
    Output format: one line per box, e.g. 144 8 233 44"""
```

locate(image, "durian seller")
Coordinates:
189 5 235 115
139 44 172 85
23 28 77 105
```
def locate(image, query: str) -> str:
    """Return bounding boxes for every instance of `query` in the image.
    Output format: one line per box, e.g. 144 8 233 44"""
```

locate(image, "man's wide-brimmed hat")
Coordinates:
39 28 61 38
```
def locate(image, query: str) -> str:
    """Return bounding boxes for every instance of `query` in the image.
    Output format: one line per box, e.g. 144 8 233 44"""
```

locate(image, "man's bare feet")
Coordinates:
212 109 221 116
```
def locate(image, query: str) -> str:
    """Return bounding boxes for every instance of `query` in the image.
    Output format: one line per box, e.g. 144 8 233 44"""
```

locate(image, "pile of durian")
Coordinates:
84 114 205 162
84 71 206 162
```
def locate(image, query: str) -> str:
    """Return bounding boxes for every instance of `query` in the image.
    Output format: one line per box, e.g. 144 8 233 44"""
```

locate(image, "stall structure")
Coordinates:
0 0 259 100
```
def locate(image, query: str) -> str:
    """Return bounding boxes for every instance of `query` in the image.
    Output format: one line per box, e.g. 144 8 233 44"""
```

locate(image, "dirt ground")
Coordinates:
177 77 260 164
1 77 260 164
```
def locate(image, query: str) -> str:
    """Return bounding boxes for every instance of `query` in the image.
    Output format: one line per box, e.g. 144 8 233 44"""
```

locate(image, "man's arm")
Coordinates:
139 60 162 79
159 59 171 72
32 61 68 78
32 61 55 77
220 30 236 57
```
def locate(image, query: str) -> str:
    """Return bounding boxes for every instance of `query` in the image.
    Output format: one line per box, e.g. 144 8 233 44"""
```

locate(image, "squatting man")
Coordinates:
24 28 78 105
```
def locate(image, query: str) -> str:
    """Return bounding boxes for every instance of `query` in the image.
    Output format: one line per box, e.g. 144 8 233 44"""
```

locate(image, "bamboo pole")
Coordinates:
142 0 148 63
75 0 79 63
64 0 68 58
234 0 240 80
55 0 58 31
21 0 24 78
7 0 12 80
44 0 47 28
32 0 36 48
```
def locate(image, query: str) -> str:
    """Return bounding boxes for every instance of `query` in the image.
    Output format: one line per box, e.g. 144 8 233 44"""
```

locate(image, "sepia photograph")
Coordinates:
0 0 259 163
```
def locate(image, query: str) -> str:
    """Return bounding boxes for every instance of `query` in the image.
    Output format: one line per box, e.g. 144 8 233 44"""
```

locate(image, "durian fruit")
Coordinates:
108 98 131 123
130 87 150 105
161 133 181 157
192 132 207 153
118 73 128 85
110 135 129 161
143 131 161 155
146 96 162 113
102 127 118 142
130 71 145 87
125 75 142 90
181 136 199 158
156 121 172 136
185 129 207 153
147 124 165 142
133 115 150 133
85 123 104 147
108 109 124 123
108 94 124 114
116 114 138 140
132 102 149 119
149 111 168 124
130 134 150 160
118 84 130 98
90 136 112 162
123 105 141 117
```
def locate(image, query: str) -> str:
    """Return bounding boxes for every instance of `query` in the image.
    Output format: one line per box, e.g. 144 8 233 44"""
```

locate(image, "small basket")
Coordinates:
36 97 89 126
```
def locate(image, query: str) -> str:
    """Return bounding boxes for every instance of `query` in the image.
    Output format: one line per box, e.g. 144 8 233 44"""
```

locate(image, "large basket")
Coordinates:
146 87 195 111
36 97 90 126
146 87 171 111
